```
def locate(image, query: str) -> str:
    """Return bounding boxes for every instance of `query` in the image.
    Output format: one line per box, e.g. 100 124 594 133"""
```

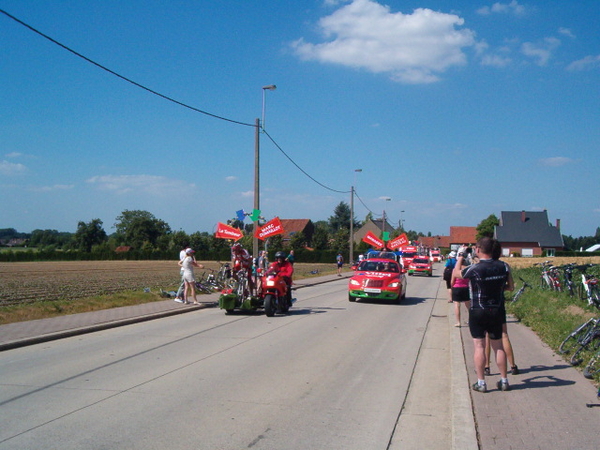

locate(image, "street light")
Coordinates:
349 169 362 264
261 85 277 131
253 84 277 259
399 210 405 232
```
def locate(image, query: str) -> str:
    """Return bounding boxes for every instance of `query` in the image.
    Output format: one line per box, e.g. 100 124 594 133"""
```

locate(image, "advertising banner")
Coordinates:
254 217 285 240
388 233 409 250
215 222 244 241
362 231 384 249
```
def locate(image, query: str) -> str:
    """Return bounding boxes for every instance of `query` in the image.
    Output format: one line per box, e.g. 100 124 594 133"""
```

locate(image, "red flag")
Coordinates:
362 231 384 249
215 222 244 241
388 233 409 250
254 217 285 241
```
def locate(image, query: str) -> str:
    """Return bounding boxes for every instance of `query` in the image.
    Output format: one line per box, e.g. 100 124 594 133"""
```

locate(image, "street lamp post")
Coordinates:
349 169 362 264
253 85 277 259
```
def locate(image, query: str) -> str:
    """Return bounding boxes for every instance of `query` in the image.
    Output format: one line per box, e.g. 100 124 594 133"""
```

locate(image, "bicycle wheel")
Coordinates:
584 349 600 379
559 320 595 355
570 344 587 366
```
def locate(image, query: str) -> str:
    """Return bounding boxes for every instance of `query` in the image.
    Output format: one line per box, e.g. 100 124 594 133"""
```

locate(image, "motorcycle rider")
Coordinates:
231 243 254 294
267 251 294 306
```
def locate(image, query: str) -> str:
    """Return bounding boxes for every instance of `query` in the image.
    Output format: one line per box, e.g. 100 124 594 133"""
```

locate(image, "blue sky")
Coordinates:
1 0 599 238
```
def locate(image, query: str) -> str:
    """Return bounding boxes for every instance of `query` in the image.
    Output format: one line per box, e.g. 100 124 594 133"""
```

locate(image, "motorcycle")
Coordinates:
261 269 291 317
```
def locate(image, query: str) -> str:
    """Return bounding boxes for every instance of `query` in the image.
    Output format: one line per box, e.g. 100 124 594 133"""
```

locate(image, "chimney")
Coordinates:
521 210 526 222
556 219 561 230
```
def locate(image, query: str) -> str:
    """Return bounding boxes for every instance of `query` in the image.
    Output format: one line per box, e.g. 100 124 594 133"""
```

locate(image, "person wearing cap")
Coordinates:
177 248 204 304
443 251 457 302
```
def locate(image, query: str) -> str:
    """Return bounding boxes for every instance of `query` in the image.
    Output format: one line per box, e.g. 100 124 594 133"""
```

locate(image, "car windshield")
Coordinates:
402 252 416 258
413 258 429 264
358 260 399 273
366 251 397 261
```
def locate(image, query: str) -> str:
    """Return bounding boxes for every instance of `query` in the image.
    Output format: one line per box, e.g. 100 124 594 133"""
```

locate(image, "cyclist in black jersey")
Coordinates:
458 237 514 393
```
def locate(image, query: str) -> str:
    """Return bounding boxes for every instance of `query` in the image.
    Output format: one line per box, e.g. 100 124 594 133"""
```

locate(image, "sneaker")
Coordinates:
511 365 520 375
472 382 487 393
497 380 510 391
174 298 184 303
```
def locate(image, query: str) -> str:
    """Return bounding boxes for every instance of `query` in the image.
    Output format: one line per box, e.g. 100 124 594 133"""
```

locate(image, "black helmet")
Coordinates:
275 251 286 260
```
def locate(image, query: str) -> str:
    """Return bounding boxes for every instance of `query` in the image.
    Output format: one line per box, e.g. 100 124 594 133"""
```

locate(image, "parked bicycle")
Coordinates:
511 277 531 302
536 261 561 291
558 317 600 366
561 263 577 297
584 347 600 379
576 264 600 309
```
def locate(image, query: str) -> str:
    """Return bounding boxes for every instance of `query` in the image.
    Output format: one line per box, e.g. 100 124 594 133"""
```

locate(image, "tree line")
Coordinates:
2 208 598 262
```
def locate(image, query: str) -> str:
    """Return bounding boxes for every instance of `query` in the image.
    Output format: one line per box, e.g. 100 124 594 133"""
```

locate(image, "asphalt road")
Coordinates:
0 273 443 450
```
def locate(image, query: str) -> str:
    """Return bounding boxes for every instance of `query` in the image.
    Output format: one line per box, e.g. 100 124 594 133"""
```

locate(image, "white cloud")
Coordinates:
477 1 526 16
5 152 23 158
225 176 237 182
566 55 600 72
86 174 194 196
480 54 512 67
558 27 575 39
0 160 27 175
539 157 574 167
521 37 560 66
292 0 476 84
29 184 75 192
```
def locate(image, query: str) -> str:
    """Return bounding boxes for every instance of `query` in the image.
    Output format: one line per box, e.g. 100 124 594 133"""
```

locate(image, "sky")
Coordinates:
1 0 599 238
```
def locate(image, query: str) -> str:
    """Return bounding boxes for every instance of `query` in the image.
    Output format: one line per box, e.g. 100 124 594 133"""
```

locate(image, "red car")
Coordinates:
348 258 407 303
407 257 433 277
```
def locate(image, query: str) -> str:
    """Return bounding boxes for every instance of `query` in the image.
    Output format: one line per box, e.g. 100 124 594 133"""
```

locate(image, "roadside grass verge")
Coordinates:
507 266 600 381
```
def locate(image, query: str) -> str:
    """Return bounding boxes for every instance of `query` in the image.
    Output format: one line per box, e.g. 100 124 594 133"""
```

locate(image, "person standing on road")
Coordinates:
458 237 514 393
443 251 457 303
178 248 204 305
174 244 189 303
450 262 470 327
286 250 295 266
336 253 344 276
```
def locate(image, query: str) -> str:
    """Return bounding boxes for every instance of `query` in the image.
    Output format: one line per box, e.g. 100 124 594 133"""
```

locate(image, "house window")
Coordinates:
545 248 556 257
522 248 534 257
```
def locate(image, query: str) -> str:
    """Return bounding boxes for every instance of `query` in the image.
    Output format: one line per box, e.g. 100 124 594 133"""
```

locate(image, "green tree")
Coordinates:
114 210 171 249
476 214 500 240
312 222 330 250
74 219 107 252
289 231 306 250
328 201 354 231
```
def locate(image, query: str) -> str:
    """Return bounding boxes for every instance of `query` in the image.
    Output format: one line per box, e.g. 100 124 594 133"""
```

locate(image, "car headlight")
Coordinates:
389 282 399 287
350 279 361 286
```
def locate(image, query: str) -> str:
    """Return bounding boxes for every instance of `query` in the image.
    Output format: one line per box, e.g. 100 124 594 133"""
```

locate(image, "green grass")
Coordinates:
507 267 599 381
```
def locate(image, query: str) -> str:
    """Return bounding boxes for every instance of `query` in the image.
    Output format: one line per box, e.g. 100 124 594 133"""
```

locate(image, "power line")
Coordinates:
0 8 254 128
263 130 351 194
1 8 354 198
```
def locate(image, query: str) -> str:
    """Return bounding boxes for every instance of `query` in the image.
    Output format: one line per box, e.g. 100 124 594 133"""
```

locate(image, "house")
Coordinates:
279 219 314 246
353 218 394 245
419 227 476 250
494 210 564 257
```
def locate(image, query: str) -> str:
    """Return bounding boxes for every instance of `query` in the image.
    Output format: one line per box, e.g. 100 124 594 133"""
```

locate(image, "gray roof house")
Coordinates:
494 210 564 257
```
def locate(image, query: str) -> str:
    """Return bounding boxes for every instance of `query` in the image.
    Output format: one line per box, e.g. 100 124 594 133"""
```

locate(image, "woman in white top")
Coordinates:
178 248 204 304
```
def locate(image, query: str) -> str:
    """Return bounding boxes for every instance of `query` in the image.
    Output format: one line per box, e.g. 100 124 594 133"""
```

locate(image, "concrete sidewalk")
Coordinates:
1 273 599 449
